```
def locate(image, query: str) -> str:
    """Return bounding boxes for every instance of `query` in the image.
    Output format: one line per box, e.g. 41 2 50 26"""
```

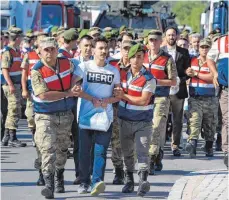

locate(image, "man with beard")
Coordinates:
161 27 191 156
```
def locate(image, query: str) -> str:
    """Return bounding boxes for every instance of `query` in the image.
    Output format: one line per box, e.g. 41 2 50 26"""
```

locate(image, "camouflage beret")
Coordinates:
119 25 127 34
2 30 9 37
26 29 33 34
199 39 212 47
63 29 78 41
34 31 48 37
58 26 66 32
39 37 58 49
128 43 145 59
56 30 65 37
25 32 34 38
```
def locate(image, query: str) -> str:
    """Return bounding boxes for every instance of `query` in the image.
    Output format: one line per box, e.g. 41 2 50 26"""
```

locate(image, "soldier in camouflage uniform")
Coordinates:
1 27 27 147
144 30 177 175
109 40 132 185
21 32 48 186
186 39 218 158
31 37 76 199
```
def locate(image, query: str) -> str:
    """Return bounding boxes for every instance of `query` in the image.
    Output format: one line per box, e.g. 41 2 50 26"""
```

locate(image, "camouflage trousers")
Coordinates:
111 106 124 169
25 94 35 129
149 97 170 156
187 97 218 142
2 84 22 130
35 111 73 175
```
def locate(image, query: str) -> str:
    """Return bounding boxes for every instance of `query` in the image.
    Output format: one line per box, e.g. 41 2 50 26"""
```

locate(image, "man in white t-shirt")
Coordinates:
72 36 120 196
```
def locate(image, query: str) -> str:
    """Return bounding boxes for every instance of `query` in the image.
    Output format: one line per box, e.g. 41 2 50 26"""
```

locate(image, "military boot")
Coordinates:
41 174 54 199
215 133 222 151
137 171 150 197
8 129 27 147
186 139 197 158
31 129 36 147
205 141 214 157
155 148 164 171
37 169 45 186
55 168 65 193
149 155 156 175
113 168 124 185
122 171 134 193
1 128 10 146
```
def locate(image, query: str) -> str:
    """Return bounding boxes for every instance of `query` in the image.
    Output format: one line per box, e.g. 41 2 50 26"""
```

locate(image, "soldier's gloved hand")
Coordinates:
9 84 16 94
22 90 29 99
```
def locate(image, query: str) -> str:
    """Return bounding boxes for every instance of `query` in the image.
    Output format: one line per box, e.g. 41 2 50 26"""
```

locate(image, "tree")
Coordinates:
172 1 208 32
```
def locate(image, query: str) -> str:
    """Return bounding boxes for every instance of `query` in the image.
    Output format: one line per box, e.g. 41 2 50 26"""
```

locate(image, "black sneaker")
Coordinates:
173 148 181 157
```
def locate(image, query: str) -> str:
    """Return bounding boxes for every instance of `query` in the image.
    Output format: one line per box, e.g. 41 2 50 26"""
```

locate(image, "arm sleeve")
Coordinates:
113 68 121 85
207 41 219 62
20 53 29 69
166 57 178 80
73 61 85 78
142 78 156 93
1 51 11 69
31 70 49 96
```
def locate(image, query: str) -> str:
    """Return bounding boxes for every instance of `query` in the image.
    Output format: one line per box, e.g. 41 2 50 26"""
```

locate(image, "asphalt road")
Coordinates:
1 120 225 200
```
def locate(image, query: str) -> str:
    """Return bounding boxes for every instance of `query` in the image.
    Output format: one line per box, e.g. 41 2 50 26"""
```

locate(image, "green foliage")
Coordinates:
172 1 208 32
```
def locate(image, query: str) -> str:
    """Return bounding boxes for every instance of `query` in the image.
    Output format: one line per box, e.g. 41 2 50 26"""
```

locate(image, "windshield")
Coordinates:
131 16 158 29
1 16 9 30
41 5 62 29
97 14 128 28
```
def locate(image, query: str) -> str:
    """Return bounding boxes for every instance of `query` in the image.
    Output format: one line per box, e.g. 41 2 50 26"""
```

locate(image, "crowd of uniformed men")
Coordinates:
0 24 228 199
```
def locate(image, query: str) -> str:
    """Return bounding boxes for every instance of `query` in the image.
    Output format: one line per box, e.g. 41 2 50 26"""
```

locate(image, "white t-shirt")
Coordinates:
74 60 120 123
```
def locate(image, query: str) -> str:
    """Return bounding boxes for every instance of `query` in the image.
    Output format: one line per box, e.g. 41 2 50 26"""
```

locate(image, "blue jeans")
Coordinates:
79 125 112 186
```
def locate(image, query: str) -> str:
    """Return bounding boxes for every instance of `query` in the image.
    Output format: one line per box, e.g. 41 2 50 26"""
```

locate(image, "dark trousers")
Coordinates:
79 125 112 186
1 86 8 140
170 95 185 149
72 105 79 177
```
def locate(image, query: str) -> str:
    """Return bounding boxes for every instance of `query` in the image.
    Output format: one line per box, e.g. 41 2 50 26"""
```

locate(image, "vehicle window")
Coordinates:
97 15 128 28
131 16 158 29
41 5 62 29
1 16 9 30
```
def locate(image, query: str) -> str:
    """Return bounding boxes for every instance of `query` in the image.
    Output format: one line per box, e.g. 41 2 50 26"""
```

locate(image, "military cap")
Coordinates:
199 39 211 47
77 28 82 33
148 29 162 40
180 32 189 41
112 29 119 37
9 27 23 36
119 25 127 34
63 29 78 41
25 32 34 38
56 30 65 37
104 27 112 32
89 27 102 32
89 29 101 37
69 28 78 33
8 25 16 31
34 31 48 37
128 43 145 59
2 30 9 37
39 37 57 49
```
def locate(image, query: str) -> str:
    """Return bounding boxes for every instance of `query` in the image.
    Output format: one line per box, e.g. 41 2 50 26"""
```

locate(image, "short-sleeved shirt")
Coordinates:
31 58 74 96
149 49 177 80
74 60 120 122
